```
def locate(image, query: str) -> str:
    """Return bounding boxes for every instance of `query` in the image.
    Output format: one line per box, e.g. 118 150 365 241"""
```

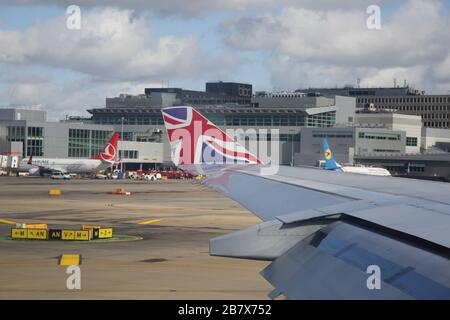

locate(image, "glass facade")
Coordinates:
357 95 450 128
236 132 300 142
26 127 44 156
7 126 25 142
358 132 401 141
7 126 26 156
69 129 112 158
219 111 335 127
94 114 163 125
92 110 337 128
306 111 336 127
119 150 138 159
91 130 113 156
312 130 353 138
7 126 44 156
406 137 418 147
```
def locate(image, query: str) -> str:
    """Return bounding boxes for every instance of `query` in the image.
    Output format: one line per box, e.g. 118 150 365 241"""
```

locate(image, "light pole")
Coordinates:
291 134 294 167
120 117 124 175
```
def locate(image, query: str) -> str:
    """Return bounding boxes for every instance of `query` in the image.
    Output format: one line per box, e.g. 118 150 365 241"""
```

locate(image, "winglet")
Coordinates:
322 138 341 171
161 106 261 167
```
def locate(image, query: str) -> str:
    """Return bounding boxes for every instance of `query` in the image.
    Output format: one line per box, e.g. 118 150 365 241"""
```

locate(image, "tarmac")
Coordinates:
0 176 272 299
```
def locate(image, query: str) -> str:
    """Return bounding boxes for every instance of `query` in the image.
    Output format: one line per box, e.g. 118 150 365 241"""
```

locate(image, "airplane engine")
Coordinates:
29 167 40 175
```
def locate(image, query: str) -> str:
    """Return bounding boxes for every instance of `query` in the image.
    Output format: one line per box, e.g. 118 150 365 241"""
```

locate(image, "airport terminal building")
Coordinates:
0 109 163 171
88 86 356 166
3 82 450 179
297 85 450 129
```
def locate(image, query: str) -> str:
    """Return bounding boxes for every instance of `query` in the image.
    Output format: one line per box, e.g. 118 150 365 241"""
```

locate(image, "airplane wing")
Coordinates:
27 163 68 174
26 155 69 173
205 165 450 299
162 106 450 299
33 164 68 173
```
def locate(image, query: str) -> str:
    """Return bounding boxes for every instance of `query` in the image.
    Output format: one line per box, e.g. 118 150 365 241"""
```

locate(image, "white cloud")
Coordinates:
2 0 274 17
222 0 450 92
0 7 240 118
2 0 392 17
2 0 450 120
0 8 229 82
0 74 169 120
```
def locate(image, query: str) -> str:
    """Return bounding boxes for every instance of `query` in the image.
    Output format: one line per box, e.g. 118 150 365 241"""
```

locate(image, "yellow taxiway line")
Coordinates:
0 219 16 225
137 219 161 225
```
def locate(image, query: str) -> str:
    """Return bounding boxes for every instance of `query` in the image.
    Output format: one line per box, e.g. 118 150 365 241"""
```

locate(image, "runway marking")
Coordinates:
138 219 161 225
59 254 81 266
0 219 16 225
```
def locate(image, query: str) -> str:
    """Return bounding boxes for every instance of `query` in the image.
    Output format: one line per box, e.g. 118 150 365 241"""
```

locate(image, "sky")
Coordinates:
0 0 450 120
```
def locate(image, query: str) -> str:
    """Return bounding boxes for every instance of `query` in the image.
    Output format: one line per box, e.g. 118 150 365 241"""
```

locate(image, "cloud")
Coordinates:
0 8 231 82
0 7 240 118
1 0 392 17
221 0 450 92
2 0 274 17
0 73 168 120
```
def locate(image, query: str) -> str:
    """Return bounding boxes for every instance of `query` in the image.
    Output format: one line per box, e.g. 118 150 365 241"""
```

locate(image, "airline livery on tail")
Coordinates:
162 106 450 300
162 106 260 166
20 132 120 174
322 138 391 176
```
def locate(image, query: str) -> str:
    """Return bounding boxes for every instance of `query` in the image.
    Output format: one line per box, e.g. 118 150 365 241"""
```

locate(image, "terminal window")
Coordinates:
359 132 401 141
313 131 353 138
6 126 25 142
406 137 418 147
119 150 138 159
26 127 44 156
69 129 112 158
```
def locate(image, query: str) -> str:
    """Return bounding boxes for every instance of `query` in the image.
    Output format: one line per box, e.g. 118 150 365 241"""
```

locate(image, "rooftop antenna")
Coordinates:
404 79 407 88
357 78 361 88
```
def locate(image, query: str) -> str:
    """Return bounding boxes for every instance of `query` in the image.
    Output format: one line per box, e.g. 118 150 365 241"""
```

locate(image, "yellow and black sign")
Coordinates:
74 230 90 241
11 227 111 241
49 229 62 240
11 228 28 239
27 229 47 240
11 228 47 240
93 228 113 239
60 229 91 241
61 230 75 240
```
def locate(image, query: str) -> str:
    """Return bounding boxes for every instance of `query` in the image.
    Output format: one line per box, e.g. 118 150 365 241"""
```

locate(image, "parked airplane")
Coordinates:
322 138 391 176
19 132 120 175
162 106 450 300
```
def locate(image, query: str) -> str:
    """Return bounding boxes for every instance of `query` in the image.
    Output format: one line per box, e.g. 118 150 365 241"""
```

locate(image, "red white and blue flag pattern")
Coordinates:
162 107 260 166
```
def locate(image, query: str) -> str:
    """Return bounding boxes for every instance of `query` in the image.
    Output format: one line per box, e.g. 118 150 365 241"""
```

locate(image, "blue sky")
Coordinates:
1 1 450 118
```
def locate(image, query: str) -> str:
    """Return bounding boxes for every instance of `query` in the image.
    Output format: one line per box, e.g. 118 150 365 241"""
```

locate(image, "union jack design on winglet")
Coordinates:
90 132 120 164
162 106 261 166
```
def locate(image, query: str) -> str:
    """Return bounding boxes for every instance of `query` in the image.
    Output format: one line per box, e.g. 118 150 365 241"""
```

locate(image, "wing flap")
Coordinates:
276 200 377 224
262 243 411 300
261 221 450 299
348 204 450 249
